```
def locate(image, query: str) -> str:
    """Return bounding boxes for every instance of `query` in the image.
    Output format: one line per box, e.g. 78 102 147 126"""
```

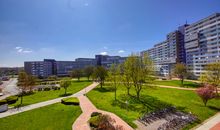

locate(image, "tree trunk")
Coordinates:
115 87 117 101
65 88 67 95
100 81 103 88
20 94 23 105
137 90 140 100
181 78 184 87
127 88 130 96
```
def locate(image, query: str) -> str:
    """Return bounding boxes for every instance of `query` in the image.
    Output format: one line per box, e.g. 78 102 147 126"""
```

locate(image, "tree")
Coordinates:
109 64 121 100
204 62 220 95
121 60 133 96
125 54 154 100
17 71 29 105
70 69 82 81
196 84 216 106
173 63 188 87
84 66 94 81
60 80 71 95
27 75 36 92
92 66 108 88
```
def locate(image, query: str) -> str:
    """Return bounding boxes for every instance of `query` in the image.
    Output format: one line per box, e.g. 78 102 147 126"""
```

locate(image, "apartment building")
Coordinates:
95 55 127 68
141 24 188 76
185 13 220 77
24 55 126 78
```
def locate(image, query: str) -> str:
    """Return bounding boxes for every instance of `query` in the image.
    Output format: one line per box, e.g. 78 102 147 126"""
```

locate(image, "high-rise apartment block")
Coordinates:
141 13 220 78
141 24 188 76
185 13 220 77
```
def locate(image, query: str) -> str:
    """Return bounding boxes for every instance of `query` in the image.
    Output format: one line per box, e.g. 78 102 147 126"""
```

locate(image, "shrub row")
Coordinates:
38 86 60 91
61 97 79 105
0 96 18 105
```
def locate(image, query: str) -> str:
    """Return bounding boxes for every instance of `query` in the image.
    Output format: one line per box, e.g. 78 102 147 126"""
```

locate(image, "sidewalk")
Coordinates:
194 112 220 130
72 95 133 130
0 82 99 118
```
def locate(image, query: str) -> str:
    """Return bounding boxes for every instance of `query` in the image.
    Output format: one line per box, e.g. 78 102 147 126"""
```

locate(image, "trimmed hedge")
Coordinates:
91 112 101 117
89 115 100 128
61 97 79 105
5 96 18 104
0 100 7 105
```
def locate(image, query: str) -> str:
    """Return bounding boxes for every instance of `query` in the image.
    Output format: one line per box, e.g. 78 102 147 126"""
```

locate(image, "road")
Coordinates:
0 78 19 100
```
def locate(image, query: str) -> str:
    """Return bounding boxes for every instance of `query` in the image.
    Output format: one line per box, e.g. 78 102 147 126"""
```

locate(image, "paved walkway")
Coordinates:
0 82 99 118
72 95 133 130
0 78 19 100
156 85 196 91
194 112 220 130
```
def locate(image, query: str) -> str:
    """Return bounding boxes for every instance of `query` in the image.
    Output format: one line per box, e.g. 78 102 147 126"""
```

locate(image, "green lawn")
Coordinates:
153 80 200 88
0 103 81 130
87 84 220 129
13 80 91 107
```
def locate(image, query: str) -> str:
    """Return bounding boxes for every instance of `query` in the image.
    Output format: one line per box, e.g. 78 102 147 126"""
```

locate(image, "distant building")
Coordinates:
24 55 126 78
141 24 188 76
95 55 127 68
185 13 220 77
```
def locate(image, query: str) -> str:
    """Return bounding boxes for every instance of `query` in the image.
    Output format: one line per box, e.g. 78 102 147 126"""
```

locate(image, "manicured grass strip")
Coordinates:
153 80 200 88
0 103 81 130
87 85 220 129
12 81 91 107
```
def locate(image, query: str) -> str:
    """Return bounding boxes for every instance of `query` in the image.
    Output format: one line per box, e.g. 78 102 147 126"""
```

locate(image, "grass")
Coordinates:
153 80 200 88
12 80 91 107
0 103 81 130
87 84 220 129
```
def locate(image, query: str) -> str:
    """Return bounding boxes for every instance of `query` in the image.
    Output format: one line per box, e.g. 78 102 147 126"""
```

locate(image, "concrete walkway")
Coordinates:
156 85 196 91
0 78 19 100
72 95 133 130
194 112 220 130
0 82 99 118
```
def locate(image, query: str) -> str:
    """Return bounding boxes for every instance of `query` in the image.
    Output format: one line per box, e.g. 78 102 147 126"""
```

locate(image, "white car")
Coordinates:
0 93 3 96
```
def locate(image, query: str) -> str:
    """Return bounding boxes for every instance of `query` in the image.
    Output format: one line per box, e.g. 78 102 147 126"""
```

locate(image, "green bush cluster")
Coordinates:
0 100 7 105
0 96 18 105
89 115 100 128
61 97 79 105
5 96 18 104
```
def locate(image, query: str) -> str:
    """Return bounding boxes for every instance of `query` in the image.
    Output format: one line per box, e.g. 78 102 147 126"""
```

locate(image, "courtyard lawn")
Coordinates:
87 84 220 129
153 80 200 88
12 81 91 107
0 103 81 130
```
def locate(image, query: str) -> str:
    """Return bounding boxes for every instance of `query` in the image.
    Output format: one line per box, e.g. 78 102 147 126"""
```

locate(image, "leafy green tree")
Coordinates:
60 80 71 95
17 71 28 105
108 64 121 100
27 75 36 92
93 66 108 88
70 69 82 81
84 66 94 81
121 60 133 96
173 63 188 87
125 54 154 99
204 62 220 95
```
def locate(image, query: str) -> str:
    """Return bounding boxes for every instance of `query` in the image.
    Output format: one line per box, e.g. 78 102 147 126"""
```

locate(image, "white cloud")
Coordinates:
15 47 33 54
118 50 125 53
100 52 108 55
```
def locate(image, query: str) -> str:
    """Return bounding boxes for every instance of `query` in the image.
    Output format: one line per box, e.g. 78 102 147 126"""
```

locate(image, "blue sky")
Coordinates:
0 0 220 67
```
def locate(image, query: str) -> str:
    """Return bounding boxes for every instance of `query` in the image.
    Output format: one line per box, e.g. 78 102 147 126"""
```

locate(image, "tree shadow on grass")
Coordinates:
183 82 200 88
59 93 72 97
93 87 115 93
208 106 220 111
112 94 176 114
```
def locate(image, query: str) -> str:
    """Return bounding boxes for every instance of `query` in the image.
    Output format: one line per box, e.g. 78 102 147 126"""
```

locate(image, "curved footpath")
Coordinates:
0 82 99 118
72 95 133 130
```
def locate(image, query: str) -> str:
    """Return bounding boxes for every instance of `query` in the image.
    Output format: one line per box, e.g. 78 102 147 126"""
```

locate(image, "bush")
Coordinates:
0 100 7 105
89 115 100 128
5 96 18 104
91 112 102 117
38 88 43 91
196 84 216 106
44 87 51 91
61 97 79 105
